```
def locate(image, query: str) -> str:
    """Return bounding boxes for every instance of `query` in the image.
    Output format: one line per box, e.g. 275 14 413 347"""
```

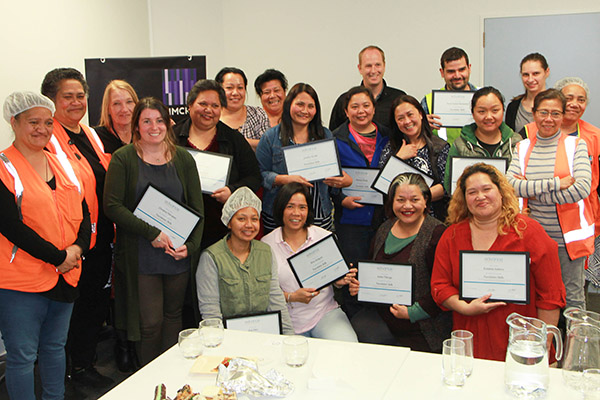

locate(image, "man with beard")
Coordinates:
421 47 477 145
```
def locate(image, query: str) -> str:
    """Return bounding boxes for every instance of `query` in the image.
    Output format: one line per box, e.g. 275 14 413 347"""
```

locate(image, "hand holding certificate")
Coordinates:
133 184 202 250
431 90 475 128
287 234 349 291
459 251 530 304
187 149 232 195
283 138 342 182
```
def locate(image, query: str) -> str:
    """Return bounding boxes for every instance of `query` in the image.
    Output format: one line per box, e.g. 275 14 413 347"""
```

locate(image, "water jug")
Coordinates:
504 312 562 398
562 308 600 390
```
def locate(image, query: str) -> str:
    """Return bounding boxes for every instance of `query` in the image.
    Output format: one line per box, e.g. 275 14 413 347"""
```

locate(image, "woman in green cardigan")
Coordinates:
104 97 204 365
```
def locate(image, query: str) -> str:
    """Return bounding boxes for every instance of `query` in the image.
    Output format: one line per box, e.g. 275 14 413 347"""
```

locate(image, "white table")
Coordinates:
382 350 581 400
99 329 410 400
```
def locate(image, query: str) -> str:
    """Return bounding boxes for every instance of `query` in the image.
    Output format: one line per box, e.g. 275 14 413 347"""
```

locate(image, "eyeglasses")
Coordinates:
535 110 563 119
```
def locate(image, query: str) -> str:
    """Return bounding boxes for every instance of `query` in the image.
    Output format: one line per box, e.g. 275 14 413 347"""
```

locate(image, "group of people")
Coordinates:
0 43 598 400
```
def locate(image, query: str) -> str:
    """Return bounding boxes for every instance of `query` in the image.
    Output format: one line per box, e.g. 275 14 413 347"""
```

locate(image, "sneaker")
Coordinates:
69 366 114 388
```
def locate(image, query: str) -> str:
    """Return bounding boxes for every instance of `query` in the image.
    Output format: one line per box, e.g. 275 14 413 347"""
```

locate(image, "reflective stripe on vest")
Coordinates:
0 153 23 262
518 134 594 251
49 136 81 193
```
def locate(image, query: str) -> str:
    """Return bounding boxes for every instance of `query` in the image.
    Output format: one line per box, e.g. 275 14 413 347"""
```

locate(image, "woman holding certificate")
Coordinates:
431 163 565 361
256 83 351 233
507 88 592 310
104 97 204 366
196 187 294 334
380 95 450 221
261 183 358 341
174 79 261 250
505 53 550 136
443 87 522 193
348 173 450 352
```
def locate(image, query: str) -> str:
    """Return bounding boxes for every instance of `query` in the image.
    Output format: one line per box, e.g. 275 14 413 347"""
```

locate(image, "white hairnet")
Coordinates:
221 187 262 226
3 91 55 124
554 77 590 99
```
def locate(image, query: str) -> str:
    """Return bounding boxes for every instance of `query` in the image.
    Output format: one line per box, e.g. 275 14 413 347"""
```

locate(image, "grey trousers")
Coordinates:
558 246 586 310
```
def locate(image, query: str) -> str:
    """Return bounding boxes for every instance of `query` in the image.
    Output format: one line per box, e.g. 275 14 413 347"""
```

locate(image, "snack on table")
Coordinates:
174 384 196 400
211 357 233 372
154 383 168 400
152 383 236 400
201 385 237 400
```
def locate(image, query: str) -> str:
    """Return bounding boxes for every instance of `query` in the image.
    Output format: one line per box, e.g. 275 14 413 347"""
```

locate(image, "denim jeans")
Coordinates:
0 288 73 400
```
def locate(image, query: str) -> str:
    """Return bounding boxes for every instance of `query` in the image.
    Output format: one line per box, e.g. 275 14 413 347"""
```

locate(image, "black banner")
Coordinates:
84 56 206 125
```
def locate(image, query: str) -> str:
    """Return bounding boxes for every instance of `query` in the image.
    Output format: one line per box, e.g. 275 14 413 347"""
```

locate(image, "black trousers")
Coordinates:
67 242 112 369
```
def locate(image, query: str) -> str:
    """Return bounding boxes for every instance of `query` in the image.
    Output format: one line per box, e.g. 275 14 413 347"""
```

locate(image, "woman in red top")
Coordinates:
430 163 565 361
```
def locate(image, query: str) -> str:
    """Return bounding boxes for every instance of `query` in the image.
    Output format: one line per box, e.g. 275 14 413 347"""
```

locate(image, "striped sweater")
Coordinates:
506 130 591 245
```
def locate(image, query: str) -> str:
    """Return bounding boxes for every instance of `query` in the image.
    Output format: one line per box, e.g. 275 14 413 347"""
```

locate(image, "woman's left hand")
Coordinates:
334 267 357 287
324 171 353 189
167 244 188 260
212 186 232 204
341 196 364 210
389 304 409 320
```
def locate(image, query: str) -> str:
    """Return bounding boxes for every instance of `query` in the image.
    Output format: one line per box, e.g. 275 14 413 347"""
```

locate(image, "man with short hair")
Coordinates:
329 45 405 132
421 47 477 145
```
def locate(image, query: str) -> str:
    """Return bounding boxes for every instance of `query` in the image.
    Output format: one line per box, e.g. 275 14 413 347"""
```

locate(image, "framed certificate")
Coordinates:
287 234 349 291
133 184 202 249
342 167 383 205
187 149 233 194
223 311 282 335
371 155 435 195
431 90 476 128
459 251 530 304
283 138 342 182
449 157 508 194
357 261 413 305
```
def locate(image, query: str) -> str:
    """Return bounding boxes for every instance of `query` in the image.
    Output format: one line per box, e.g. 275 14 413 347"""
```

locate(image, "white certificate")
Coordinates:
342 167 383 205
357 261 412 305
187 149 232 194
431 90 475 128
372 155 435 195
287 234 349 290
449 157 508 194
460 251 530 304
224 311 282 335
133 184 202 249
283 138 342 182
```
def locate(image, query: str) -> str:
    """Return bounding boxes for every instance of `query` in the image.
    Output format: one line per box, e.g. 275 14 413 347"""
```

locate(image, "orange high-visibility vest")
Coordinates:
517 129 594 259
525 120 600 237
0 145 84 291
46 120 111 249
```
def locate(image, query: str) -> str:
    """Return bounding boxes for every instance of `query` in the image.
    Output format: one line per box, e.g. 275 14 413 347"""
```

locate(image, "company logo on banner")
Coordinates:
85 56 206 126
163 68 197 117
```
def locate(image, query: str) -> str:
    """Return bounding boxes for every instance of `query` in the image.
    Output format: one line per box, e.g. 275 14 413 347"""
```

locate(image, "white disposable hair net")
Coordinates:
3 91 55 124
554 77 590 99
221 186 262 226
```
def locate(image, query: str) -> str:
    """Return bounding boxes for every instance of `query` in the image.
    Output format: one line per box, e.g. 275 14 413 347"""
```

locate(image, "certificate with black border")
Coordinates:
133 184 202 249
431 90 476 128
287 234 349 291
186 149 233 194
449 156 508 194
223 311 282 335
282 138 342 182
357 261 413 305
459 251 530 304
371 155 435 195
342 167 383 205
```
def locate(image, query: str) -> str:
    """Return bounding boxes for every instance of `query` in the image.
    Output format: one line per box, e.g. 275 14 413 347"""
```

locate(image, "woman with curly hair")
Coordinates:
431 163 565 361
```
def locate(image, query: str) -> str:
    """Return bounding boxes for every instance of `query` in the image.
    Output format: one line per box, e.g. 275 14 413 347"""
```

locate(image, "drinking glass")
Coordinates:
451 330 474 377
178 328 203 359
199 318 224 348
442 338 466 388
283 336 308 367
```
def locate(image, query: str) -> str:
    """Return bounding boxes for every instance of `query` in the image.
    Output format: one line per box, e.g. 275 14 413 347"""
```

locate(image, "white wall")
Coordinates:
149 0 600 126
0 0 151 149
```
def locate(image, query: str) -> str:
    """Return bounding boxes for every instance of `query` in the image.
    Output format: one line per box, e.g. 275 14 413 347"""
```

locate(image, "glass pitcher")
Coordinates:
563 307 600 332
562 313 600 390
504 312 563 398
